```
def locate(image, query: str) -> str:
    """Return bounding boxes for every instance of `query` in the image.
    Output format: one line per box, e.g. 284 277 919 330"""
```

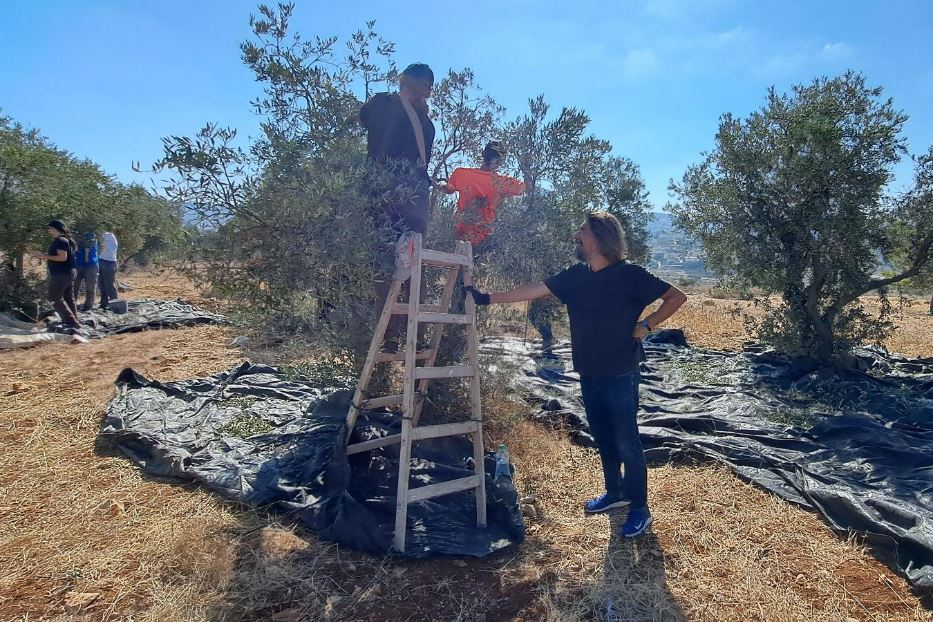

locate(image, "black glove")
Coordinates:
463 285 491 305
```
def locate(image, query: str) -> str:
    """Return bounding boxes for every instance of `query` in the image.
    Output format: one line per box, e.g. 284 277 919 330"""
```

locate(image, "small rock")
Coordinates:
371 583 384 596
230 336 250 347
271 607 302 622
453 559 468 568
520 494 537 504
350 586 362 599
64 591 100 614
392 567 407 578
346 563 357 572
323 594 344 619
108 500 125 517
521 504 538 519
9 382 29 394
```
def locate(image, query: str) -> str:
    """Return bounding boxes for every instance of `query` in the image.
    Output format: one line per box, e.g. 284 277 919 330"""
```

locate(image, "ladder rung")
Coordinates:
418 312 471 325
375 350 433 362
411 420 481 441
391 304 444 315
408 475 481 503
421 249 470 268
347 433 402 454
413 365 476 380
348 422 479 455
361 394 403 409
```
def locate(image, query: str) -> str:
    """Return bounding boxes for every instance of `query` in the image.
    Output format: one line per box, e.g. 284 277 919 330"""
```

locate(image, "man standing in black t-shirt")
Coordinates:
466 212 687 538
30 220 80 329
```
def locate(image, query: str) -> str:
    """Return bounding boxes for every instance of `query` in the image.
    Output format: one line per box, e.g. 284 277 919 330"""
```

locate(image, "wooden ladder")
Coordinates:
346 234 486 552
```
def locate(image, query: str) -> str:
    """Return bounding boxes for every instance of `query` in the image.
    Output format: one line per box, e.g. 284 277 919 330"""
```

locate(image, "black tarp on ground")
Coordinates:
101 362 524 557
48 299 226 338
480 333 933 592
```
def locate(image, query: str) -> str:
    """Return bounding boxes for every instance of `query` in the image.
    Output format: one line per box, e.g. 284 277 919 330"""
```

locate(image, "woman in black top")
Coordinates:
31 220 80 328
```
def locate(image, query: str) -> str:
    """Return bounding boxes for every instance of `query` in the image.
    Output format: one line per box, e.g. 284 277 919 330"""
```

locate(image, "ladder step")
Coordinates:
391 304 444 315
347 433 401 455
421 249 471 268
411 420 481 441
375 350 433 362
361 394 403 409
348 421 479 455
414 365 477 380
408 475 481 503
418 311 472 325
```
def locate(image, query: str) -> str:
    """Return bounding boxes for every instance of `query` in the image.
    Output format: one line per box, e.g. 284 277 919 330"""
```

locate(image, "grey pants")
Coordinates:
48 270 79 325
73 265 99 309
98 260 118 306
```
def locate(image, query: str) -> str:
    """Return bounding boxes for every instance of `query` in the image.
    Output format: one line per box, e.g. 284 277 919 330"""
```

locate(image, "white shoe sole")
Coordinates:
623 515 653 537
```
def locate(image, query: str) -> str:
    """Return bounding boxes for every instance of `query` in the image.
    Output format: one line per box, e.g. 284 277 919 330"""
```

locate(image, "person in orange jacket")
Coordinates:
437 141 524 249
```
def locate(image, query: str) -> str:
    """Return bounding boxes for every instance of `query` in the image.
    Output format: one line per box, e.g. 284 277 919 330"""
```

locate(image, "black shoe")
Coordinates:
98 304 109 310
380 340 399 354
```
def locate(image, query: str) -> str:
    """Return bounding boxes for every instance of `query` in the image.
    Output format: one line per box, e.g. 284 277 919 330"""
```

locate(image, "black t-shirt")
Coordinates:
360 92 435 174
47 236 75 275
545 261 671 376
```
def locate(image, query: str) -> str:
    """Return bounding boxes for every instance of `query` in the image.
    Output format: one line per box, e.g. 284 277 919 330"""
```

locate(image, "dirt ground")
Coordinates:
0 269 931 621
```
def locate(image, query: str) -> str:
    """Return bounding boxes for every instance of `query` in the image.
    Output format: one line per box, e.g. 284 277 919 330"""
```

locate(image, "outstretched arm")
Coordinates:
466 282 552 305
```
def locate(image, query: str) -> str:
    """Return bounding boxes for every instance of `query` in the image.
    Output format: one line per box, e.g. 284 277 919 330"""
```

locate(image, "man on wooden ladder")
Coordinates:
360 63 436 352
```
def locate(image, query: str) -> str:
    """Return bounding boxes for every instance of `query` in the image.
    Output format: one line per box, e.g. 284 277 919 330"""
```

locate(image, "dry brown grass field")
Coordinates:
0 268 930 621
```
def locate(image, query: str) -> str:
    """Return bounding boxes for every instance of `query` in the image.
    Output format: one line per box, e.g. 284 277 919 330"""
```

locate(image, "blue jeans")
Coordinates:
580 372 647 508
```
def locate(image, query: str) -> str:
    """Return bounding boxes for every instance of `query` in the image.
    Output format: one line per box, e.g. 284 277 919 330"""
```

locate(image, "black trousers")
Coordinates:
48 270 79 325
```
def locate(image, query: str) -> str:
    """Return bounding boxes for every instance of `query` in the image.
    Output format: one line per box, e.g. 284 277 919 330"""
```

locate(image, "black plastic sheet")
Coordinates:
480 332 933 592
101 362 524 557
49 299 226 338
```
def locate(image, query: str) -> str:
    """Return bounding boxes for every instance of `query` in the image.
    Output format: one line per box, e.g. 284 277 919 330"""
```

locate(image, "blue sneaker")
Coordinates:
584 493 630 514
621 507 653 537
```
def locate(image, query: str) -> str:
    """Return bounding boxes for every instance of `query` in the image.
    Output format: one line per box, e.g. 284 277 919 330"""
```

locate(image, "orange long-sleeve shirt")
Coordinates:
447 168 524 244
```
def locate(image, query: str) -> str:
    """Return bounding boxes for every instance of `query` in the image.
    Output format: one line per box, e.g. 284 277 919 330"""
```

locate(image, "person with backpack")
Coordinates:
30 220 80 329
73 231 99 312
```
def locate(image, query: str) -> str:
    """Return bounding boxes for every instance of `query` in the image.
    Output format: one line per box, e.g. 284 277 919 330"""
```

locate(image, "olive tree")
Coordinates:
670 72 933 363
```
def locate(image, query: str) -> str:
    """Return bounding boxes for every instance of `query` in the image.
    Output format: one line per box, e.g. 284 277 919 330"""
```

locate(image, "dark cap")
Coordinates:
483 140 507 163
400 63 434 84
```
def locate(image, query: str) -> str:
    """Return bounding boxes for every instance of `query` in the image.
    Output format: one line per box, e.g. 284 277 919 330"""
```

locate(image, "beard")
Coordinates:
575 244 587 261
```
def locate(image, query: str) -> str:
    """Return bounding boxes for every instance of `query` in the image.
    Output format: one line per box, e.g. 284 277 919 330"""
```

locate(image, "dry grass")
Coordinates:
0 269 931 620
663 290 933 358
497 413 931 622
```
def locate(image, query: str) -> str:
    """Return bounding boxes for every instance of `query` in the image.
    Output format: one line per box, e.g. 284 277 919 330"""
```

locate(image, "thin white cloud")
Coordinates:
643 0 682 18
716 26 746 45
754 41 855 79
821 42 853 58
620 48 659 76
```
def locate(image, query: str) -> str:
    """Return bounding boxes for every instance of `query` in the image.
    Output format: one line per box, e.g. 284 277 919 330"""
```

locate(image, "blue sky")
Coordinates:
2 0 931 208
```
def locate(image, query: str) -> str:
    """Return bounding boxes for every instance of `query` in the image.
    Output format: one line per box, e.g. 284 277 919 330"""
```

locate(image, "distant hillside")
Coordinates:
647 212 714 281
